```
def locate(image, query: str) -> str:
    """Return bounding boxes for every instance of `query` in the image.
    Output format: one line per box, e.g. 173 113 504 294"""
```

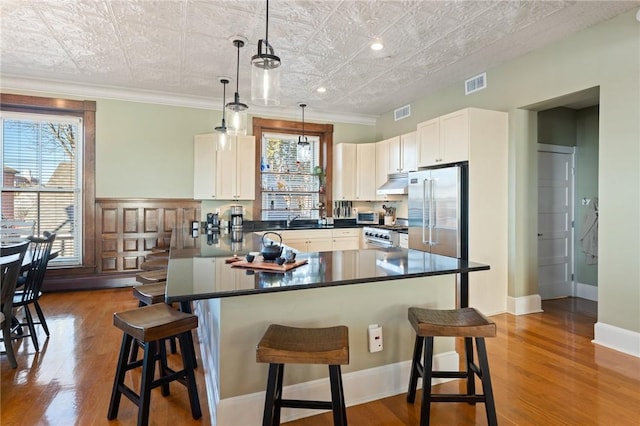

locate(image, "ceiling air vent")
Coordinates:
394 104 411 121
465 72 486 95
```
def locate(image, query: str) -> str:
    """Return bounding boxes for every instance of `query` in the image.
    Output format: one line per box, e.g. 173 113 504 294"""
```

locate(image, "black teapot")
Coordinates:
261 232 283 261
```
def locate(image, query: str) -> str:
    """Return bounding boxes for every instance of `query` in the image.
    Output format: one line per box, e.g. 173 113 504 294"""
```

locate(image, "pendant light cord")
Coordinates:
265 0 270 46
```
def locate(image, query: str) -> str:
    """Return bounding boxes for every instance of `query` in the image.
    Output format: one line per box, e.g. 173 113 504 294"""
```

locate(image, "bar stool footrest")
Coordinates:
280 399 334 410
430 394 486 403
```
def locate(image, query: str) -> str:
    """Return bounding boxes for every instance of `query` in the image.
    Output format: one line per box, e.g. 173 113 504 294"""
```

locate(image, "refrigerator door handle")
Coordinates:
428 178 435 245
422 178 428 244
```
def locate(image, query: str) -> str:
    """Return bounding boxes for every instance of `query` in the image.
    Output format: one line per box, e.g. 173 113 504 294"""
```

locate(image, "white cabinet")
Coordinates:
417 109 470 167
333 143 377 202
280 228 359 252
375 138 390 201
399 233 408 249
193 134 218 199
388 132 417 173
331 228 359 251
356 143 377 201
333 143 356 201
216 135 256 200
193 134 256 200
280 229 333 252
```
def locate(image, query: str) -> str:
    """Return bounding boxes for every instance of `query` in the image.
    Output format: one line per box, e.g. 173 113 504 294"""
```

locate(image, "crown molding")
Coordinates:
1 76 378 126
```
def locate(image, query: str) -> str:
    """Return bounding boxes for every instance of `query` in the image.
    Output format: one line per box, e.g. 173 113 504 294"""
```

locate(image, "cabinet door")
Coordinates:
440 109 469 163
356 143 376 200
387 136 402 173
307 239 333 252
193 134 217 199
401 131 417 172
375 139 390 201
332 237 359 251
333 144 357 200
216 138 238 200
235 136 256 200
417 118 440 167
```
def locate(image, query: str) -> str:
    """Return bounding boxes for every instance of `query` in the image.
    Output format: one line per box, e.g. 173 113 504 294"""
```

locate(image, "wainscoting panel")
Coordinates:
96 199 200 274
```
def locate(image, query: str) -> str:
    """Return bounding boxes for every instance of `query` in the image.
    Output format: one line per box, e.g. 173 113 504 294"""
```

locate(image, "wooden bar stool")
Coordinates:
406 307 497 426
257 324 349 426
107 303 201 426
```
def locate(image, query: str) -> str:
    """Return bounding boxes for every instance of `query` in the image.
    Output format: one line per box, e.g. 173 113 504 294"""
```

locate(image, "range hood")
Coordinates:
377 172 408 195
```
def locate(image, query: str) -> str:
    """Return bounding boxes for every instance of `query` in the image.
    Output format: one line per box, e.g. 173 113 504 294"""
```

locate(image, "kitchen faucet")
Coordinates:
286 214 301 228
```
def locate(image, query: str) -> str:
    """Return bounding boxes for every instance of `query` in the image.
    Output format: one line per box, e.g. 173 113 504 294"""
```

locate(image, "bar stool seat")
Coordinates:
108 303 201 426
140 258 168 271
407 307 497 426
145 251 169 260
257 324 349 426
133 283 166 306
136 269 167 284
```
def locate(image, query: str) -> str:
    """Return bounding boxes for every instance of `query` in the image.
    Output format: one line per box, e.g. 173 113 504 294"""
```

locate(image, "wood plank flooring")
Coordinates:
2 291 639 425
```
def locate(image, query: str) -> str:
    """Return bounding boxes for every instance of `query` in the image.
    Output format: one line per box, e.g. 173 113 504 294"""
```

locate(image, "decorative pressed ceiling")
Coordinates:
0 1 636 120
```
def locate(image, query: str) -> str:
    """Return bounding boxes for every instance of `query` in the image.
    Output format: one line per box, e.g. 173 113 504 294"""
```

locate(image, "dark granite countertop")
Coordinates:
165 227 489 304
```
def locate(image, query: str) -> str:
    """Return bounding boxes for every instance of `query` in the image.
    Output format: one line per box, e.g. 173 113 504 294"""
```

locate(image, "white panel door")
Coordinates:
538 147 574 299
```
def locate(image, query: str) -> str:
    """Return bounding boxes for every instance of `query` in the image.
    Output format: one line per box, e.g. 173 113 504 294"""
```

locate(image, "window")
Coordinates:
1 94 95 271
260 133 321 220
252 118 333 222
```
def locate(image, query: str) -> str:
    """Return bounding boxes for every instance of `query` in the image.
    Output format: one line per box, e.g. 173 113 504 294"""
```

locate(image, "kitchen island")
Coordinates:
165 227 489 425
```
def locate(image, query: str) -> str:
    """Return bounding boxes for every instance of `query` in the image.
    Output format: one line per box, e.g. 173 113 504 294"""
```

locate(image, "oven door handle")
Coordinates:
365 240 393 248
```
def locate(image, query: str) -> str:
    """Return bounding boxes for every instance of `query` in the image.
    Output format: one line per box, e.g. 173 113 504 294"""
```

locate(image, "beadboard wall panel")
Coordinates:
96 199 200 274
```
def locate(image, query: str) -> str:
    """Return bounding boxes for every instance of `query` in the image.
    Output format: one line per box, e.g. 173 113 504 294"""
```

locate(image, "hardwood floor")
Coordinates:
2 292 639 425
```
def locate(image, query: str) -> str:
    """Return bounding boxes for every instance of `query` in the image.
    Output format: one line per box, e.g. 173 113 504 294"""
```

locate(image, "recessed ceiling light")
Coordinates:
316 87 326 93
371 41 384 51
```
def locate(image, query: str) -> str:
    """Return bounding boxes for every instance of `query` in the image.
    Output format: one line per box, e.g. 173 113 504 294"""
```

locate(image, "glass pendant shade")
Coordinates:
227 39 248 135
297 103 311 162
251 0 281 106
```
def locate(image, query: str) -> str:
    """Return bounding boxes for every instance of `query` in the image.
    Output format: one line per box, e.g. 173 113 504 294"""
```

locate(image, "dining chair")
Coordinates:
12 232 56 352
1 240 30 368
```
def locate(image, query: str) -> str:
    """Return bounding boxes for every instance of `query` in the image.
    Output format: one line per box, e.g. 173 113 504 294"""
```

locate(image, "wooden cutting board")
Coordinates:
231 259 308 272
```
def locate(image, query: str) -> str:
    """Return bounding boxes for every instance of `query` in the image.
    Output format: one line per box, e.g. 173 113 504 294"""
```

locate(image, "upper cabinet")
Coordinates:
194 134 218 200
417 109 470 167
333 143 377 201
388 132 417 173
193 134 255 200
333 143 356 200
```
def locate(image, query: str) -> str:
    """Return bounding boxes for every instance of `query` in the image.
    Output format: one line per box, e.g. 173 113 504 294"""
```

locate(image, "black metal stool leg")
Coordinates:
159 338 170 397
108 333 133 420
420 336 434 426
476 338 497 426
179 332 202 419
262 363 280 426
407 335 424 403
329 365 347 426
138 341 157 426
272 363 285 425
464 336 476 399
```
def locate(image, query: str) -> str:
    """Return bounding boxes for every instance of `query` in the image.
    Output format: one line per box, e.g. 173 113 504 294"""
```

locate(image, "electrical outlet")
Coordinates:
368 324 383 352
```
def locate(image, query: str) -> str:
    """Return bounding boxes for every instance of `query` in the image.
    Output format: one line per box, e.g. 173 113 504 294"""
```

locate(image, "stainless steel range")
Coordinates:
363 218 408 248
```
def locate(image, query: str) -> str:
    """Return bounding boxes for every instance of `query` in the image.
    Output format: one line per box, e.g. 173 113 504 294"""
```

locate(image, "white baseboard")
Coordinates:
576 282 598 301
593 322 640 358
215 351 460 426
506 294 543 315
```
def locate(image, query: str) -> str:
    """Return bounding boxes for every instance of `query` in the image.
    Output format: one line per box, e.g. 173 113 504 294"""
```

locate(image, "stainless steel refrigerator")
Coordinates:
408 162 468 259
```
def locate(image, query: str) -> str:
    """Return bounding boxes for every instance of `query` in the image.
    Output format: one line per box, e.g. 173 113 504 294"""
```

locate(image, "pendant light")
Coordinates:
227 38 248 136
214 78 230 151
297 103 311 162
251 0 281 106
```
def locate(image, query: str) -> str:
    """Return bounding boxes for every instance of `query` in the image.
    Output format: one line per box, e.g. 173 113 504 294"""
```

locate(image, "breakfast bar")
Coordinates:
164 227 489 424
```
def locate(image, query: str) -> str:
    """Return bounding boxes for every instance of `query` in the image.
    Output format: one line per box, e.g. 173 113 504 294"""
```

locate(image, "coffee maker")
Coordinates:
230 205 243 231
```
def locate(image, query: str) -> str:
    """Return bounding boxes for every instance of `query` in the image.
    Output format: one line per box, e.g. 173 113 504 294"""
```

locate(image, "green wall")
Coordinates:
575 106 599 287
376 11 639 334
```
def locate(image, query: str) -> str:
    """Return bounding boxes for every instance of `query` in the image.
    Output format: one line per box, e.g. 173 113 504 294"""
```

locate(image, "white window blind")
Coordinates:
1 111 83 265
260 133 321 221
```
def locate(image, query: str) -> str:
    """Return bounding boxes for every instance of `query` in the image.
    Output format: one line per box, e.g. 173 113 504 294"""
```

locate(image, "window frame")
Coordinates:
1 94 96 273
252 117 333 220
